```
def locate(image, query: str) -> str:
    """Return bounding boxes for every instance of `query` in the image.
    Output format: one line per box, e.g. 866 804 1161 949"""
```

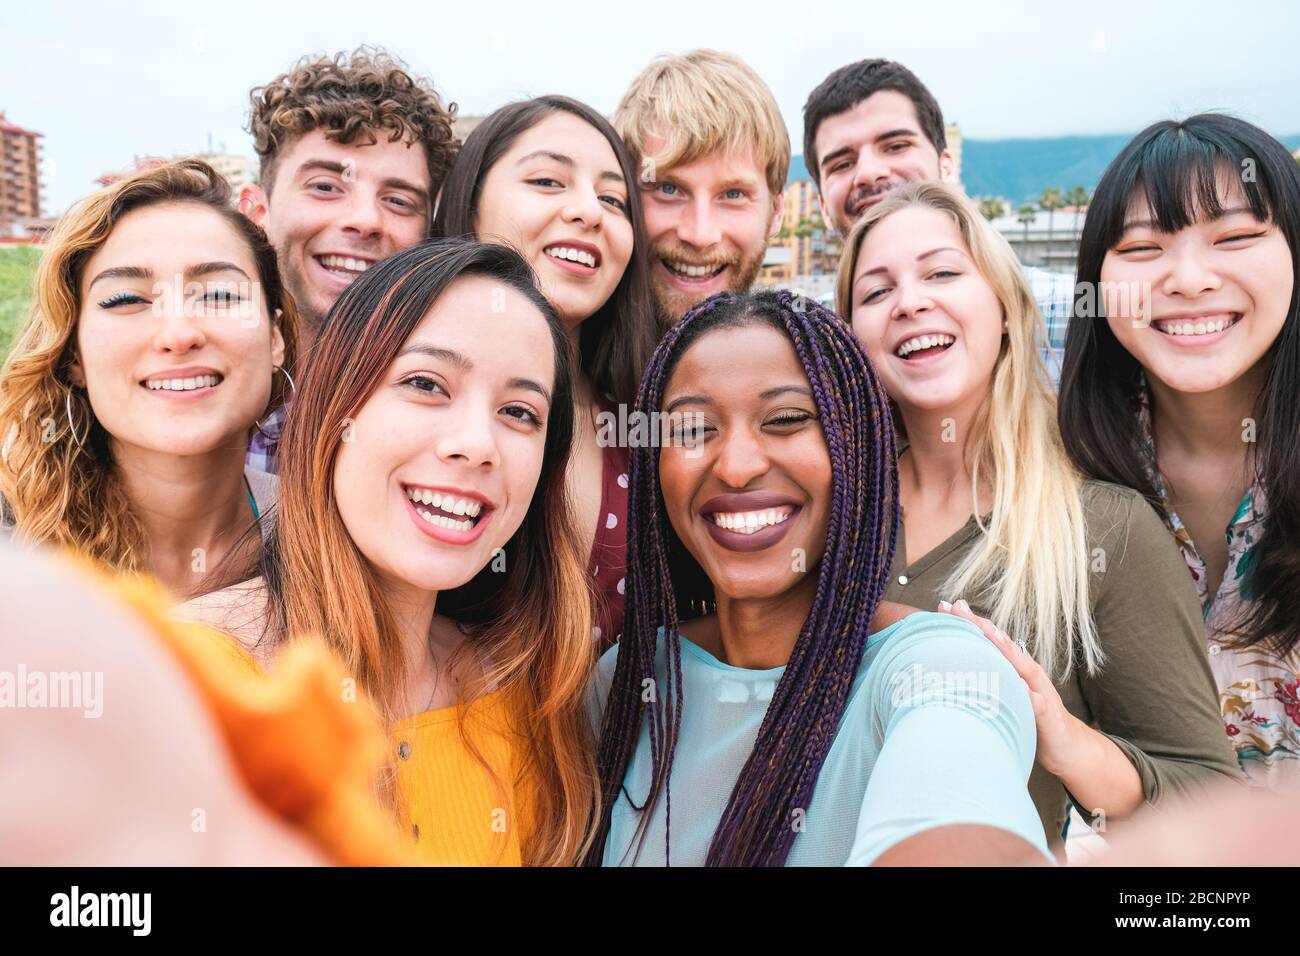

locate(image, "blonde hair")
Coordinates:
0 160 298 570
837 181 1102 679
613 49 791 195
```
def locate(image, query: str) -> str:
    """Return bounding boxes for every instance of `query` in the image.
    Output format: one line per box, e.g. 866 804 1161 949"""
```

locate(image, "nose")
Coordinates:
152 280 207 353
711 424 770 489
852 150 893 192
1161 245 1222 299
675 195 722 249
890 276 934 321
561 184 605 230
433 401 501 471
339 186 385 242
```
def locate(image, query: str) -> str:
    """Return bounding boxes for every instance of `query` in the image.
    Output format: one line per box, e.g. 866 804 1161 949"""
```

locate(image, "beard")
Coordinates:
275 239 327 347
651 240 768 328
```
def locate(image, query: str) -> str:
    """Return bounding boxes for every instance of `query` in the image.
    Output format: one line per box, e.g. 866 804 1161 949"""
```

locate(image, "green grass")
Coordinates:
0 244 41 362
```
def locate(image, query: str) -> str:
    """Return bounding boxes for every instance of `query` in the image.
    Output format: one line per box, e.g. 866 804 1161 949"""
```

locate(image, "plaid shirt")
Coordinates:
1024 266 1075 384
245 403 285 475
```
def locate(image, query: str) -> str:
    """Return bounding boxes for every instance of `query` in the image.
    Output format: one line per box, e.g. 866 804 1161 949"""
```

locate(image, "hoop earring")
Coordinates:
65 390 87 451
254 366 296 438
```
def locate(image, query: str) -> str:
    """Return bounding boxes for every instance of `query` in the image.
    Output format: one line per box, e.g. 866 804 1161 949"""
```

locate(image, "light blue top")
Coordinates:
596 611 1052 866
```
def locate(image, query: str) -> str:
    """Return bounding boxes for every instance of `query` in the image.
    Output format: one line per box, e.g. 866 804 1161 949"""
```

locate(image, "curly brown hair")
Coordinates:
248 46 459 200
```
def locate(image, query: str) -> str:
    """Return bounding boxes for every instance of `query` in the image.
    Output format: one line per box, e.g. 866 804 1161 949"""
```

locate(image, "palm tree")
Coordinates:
1066 185 1090 241
1039 188 1065 249
1017 203 1037 243
978 197 1007 221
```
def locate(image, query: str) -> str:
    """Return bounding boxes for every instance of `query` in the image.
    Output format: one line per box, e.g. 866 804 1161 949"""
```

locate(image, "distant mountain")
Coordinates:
790 133 1300 205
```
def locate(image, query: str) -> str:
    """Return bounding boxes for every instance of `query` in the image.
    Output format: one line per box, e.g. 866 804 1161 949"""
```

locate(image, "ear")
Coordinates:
64 336 86 389
938 149 957 184
269 308 286 370
768 189 785 239
239 183 270 229
66 357 86 389
816 188 836 238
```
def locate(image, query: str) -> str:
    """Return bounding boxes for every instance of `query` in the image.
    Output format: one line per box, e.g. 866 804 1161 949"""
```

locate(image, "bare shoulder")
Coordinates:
174 577 276 662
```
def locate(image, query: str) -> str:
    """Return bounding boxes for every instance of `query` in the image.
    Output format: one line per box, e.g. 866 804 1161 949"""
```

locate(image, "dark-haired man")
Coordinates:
803 59 1074 357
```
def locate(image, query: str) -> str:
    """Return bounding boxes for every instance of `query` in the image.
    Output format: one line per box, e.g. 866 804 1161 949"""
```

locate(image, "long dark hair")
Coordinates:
431 95 657 407
1059 113 1300 657
588 290 900 866
250 238 599 864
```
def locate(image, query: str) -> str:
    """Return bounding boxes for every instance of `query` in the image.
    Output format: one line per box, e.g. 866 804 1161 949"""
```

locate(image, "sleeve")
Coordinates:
846 615 1053 866
1070 491 1244 825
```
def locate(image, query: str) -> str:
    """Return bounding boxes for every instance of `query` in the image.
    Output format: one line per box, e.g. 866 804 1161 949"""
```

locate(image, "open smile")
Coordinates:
543 241 602 277
139 368 224 399
312 253 376 290
402 483 494 545
1150 312 1242 345
894 332 956 363
699 492 802 553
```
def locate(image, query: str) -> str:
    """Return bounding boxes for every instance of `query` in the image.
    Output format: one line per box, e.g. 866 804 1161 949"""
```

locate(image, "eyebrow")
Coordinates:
1121 206 1258 231
88 261 250 290
297 159 430 201
855 246 965 282
516 150 625 185
664 385 812 413
820 128 919 172
396 344 552 403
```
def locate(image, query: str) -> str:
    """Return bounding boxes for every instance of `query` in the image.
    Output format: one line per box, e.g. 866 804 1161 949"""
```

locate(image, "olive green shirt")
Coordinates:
884 479 1243 855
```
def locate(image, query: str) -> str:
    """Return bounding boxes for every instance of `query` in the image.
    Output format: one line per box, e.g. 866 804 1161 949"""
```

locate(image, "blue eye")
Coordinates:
97 292 146 309
202 289 242 305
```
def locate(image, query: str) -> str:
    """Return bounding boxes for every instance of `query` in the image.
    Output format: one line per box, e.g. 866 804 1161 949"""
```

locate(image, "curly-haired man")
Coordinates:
238 47 457 472
240 46 458 348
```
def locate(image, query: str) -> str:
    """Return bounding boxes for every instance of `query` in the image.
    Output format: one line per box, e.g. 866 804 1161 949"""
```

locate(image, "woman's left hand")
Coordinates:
938 599 1080 776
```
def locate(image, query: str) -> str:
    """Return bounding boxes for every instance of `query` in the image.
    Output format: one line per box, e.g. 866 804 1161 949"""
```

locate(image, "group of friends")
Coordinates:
1 47 1298 867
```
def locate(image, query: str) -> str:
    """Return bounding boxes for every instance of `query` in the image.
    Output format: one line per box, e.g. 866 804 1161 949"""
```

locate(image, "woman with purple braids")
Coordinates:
587 289 1052 866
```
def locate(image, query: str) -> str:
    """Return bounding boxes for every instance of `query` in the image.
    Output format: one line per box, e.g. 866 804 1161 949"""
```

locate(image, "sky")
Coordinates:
4 0 1299 215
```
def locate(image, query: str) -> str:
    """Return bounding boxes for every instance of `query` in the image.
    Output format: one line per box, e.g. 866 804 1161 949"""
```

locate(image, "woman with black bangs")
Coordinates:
1060 113 1300 790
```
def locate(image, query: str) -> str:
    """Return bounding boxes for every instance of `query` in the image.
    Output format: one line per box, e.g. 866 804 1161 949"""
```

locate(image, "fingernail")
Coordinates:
956 599 969 612
938 600 952 611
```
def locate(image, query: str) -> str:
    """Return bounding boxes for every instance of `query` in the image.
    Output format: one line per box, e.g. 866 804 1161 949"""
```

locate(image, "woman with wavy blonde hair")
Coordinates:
182 238 599 866
837 180 1240 857
0 159 298 596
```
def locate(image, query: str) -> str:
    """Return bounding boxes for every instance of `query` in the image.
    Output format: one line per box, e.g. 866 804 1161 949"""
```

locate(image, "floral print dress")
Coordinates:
1137 389 1300 790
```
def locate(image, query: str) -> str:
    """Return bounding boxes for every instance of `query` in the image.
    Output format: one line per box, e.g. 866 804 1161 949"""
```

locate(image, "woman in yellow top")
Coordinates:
181 238 599 866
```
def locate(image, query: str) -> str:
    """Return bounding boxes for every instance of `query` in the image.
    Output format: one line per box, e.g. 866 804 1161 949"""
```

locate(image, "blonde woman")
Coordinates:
0 160 297 596
837 180 1241 856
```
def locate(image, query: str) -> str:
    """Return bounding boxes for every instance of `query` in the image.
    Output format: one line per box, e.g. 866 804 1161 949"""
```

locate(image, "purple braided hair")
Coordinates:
587 289 899 867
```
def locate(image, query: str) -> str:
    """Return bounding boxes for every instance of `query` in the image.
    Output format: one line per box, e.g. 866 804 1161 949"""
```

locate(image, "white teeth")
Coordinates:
319 255 370 274
667 260 720 278
710 507 793 535
404 487 485 522
145 373 220 391
1156 315 1238 337
896 333 956 358
544 246 597 268
416 509 475 533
